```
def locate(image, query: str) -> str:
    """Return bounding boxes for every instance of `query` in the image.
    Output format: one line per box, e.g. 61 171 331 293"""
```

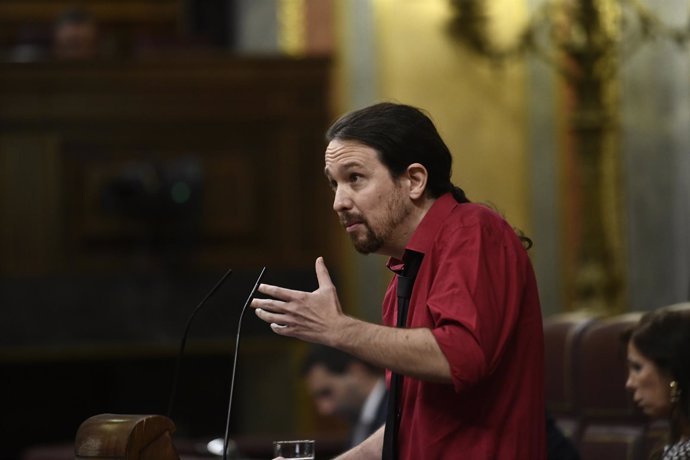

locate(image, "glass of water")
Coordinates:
273 439 315 459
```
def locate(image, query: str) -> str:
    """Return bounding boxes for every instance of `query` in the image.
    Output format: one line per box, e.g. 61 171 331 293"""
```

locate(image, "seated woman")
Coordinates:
624 307 690 459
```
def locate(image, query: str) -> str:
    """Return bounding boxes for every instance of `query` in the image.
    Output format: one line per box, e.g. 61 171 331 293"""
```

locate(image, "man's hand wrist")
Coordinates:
327 314 358 349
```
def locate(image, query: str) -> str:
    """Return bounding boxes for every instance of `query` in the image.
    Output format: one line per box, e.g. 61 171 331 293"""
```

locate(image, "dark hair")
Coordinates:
625 308 690 441
326 102 469 203
300 345 382 377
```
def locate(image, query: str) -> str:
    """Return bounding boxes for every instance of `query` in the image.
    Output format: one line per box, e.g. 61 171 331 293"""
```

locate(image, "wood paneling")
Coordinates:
0 56 333 274
0 1 180 23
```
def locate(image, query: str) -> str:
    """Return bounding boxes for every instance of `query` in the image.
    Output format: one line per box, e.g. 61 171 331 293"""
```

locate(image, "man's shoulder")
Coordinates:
407 197 514 254
434 202 525 252
444 202 509 231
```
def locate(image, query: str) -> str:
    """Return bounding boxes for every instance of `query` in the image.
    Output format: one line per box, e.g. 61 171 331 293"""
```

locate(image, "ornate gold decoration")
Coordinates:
448 0 690 314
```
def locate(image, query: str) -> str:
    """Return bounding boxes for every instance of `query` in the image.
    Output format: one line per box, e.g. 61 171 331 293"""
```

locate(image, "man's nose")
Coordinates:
332 187 352 213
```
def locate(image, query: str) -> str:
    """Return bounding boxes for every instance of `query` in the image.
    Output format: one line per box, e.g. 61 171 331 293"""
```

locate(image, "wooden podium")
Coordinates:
75 414 179 460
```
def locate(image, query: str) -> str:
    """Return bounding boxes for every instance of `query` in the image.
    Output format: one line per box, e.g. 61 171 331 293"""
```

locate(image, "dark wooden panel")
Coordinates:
0 56 334 274
0 0 183 54
0 59 330 123
0 1 180 23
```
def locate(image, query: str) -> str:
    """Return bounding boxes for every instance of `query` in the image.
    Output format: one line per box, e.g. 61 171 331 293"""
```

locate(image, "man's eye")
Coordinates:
349 173 361 183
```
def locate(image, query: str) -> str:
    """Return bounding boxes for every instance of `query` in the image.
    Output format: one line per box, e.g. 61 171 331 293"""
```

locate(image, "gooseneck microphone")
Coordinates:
167 267 234 419
222 266 266 460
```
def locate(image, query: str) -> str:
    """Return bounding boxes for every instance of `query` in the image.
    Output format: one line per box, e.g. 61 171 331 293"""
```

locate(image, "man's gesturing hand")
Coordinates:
251 257 347 346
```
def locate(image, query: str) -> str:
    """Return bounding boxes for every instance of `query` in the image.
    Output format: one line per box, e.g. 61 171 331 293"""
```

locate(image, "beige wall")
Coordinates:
372 0 532 233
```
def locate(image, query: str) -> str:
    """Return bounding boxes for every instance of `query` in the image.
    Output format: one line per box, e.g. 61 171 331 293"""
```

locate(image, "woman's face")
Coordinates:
625 341 674 418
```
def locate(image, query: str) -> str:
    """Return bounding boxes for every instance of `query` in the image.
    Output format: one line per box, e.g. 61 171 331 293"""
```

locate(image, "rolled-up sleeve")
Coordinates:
426 220 525 393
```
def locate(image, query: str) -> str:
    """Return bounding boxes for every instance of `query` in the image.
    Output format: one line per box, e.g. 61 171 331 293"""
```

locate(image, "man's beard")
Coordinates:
345 191 410 255
350 219 385 254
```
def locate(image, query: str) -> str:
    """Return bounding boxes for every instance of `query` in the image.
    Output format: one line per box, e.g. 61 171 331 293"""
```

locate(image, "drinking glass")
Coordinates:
273 439 315 459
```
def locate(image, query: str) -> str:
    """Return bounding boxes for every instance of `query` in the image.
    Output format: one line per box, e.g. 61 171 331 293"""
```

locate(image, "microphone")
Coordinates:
166 267 233 419
221 266 266 460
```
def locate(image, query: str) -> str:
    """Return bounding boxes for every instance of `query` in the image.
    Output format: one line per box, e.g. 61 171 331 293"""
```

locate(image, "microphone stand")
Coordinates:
222 267 266 460
167 268 234 419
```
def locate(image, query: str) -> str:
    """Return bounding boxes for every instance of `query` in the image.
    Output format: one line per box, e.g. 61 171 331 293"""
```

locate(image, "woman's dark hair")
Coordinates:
326 102 533 249
326 102 469 203
625 308 690 442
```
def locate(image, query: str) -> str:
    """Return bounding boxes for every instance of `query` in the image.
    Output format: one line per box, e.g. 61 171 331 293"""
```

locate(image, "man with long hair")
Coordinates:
252 102 546 459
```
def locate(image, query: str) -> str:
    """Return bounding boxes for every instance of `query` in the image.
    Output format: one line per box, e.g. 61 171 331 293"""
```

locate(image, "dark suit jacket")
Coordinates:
546 412 581 460
347 389 389 448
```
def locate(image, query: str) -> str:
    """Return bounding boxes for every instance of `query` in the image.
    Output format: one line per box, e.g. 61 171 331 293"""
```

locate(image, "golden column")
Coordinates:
278 0 307 55
556 0 626 313
449 0 690 314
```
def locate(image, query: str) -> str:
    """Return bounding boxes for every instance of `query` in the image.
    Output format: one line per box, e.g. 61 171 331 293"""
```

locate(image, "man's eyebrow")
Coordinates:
323 161 364 178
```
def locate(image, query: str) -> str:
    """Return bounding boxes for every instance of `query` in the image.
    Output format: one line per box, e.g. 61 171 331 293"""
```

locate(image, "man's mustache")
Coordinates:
339 212 366 227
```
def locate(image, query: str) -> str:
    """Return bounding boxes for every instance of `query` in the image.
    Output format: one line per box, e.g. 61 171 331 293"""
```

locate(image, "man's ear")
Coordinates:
405 163 428 200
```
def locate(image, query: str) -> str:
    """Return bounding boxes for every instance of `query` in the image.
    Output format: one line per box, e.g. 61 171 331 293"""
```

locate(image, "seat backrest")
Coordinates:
575 312 645 422
578 424 645 460
662 301 690 312
544 312 599 416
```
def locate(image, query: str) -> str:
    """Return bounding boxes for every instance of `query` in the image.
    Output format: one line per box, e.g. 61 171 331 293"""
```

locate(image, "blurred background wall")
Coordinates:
0 0 688 458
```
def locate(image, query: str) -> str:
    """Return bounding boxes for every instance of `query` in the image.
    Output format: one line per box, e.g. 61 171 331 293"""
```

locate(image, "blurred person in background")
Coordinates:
625 307 690 459
52 7 100 60
301 345 388 450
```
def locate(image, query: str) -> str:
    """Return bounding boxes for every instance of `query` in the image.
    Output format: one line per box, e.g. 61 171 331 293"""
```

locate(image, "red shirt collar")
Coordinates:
386 192 459 273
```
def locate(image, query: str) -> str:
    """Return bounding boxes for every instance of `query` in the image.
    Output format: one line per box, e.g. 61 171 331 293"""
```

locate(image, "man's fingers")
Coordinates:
256 283 302 301
254 309 292 336
314 256 334 289
270 323 289 334
255 307 289 325
250 297 285 312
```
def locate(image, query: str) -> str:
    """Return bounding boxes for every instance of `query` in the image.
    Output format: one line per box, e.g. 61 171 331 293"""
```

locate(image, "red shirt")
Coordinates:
383 193 546 459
